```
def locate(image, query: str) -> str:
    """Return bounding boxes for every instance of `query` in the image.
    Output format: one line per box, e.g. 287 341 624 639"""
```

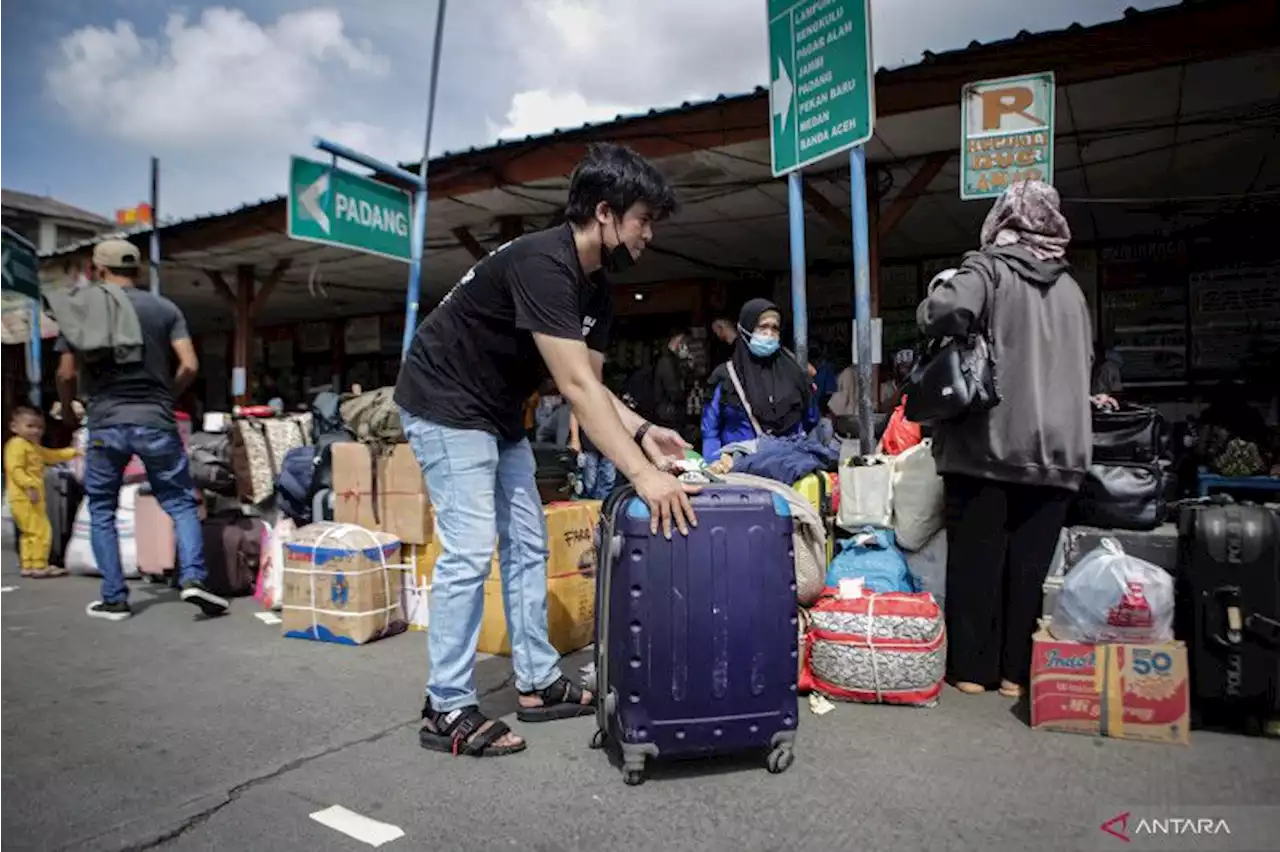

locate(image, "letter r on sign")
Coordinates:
980 86 1040 131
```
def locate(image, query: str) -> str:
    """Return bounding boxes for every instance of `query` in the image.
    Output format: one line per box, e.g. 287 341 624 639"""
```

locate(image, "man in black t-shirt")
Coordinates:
395 143 695 758
53 240 227 622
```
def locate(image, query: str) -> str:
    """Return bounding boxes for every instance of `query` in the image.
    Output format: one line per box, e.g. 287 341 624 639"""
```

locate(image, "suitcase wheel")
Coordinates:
766 745 795 775
622 750 646 786
623 766 646 786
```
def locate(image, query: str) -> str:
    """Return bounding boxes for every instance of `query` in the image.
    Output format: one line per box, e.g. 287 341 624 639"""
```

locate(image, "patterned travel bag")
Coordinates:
230 413 312 505
800 590 946 707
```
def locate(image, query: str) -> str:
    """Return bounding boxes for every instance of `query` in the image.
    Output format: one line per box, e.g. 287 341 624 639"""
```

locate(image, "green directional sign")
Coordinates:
287 156 412 262
767 0 874 177
0 225 40 301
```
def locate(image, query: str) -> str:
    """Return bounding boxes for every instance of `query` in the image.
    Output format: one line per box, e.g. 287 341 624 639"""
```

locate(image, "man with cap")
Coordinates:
52 239 224 621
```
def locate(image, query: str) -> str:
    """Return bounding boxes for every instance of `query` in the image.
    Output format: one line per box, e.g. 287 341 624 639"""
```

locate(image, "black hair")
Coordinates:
565 143 677 226
10 405 41 421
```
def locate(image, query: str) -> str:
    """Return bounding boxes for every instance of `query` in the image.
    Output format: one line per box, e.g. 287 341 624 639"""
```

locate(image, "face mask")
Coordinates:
601 217 635 274
748 333 780 358
676 342 690 360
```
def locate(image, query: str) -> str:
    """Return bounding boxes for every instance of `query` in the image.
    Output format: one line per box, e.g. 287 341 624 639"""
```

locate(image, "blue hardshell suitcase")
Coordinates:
592 484 799 785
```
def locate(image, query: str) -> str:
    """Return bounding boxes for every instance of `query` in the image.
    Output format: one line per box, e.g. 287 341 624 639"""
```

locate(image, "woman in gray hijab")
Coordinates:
915 180 1094 699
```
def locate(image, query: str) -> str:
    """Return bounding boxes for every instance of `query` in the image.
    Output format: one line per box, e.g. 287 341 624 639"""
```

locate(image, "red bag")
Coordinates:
880 400 922 456
800 591 945 707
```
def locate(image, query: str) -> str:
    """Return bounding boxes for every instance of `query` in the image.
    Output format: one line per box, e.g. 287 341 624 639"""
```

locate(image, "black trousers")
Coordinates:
943 474 1072 687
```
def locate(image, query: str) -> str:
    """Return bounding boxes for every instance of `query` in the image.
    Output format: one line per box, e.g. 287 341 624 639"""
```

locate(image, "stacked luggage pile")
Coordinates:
1039 402 1280 741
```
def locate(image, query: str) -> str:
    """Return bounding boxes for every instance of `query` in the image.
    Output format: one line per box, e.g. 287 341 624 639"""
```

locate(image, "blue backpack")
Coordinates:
825 527 918 594
275 446 318 525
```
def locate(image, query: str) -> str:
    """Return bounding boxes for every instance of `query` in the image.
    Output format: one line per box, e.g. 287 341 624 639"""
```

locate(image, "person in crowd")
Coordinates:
394 143 695 758
916 180 1093 699
701 299 818 460
533 379 572 446
809 342 839 410
568 412 616 500
653 328 691 436
51 240 226 621
4 406 79 578
1091 344 1124 396
827 348 913 420
711 318 737 347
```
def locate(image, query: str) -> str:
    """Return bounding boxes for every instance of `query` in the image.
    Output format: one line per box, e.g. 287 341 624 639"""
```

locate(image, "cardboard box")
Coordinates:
332 443 433 545
407 501 601 653
1030 630 1190 744
281 523 407 645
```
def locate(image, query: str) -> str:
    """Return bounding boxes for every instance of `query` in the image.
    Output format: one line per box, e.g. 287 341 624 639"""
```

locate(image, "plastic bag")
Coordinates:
890 441 943 552
880 402 922 456
1050 538 1174 644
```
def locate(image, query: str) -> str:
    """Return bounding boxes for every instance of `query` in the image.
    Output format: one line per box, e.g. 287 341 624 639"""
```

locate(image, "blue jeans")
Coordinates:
85 425 206 603
581 452 616 500
400 410 563 712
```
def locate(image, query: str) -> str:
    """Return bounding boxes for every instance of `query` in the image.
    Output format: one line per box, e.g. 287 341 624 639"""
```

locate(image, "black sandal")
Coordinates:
418 702 526 758
516 675 595 723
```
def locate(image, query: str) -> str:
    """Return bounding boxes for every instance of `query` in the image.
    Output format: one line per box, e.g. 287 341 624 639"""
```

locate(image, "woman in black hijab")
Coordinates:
701 298 815 459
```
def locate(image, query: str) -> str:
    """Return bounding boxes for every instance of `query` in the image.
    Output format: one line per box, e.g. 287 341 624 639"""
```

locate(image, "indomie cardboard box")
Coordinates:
1030 629 1189 745
332 443 433 545
408 501 600 653
282 523 406 646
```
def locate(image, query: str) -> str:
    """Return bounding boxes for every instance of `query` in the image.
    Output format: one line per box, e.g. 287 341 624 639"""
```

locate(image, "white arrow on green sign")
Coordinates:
0 225 40 301
287 156 412 262
767 0 874 177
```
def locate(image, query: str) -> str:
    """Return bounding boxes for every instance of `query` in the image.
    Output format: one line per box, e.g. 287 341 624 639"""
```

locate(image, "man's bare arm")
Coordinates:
588 351 647 434
171 337 200 396
537 335 650 481
56 351 78 424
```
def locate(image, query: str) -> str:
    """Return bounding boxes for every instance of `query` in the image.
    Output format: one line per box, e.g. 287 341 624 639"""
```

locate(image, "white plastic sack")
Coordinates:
65 484 141 578
890 441 944 552
837 457 894 529
1050 538 1174 644
906 529 947 609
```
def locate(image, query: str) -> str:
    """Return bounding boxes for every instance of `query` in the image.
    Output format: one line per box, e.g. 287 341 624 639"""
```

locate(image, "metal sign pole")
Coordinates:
402 0 449 358
849 146 874 453
149 156 161 295
787 171 809 371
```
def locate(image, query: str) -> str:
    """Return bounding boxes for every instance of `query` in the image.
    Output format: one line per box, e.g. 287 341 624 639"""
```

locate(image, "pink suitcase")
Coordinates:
135 489 206 582
135 493 177 580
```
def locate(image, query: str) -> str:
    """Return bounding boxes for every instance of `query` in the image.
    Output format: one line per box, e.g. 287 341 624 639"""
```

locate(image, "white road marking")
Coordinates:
254 612 282 625
1 586 18 593
309 805 404 847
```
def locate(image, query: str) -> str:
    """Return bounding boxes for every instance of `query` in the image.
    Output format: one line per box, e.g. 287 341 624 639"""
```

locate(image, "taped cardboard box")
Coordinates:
1030 629 1189 745
331 443 433 545
281 523 407 646
408 501 601 653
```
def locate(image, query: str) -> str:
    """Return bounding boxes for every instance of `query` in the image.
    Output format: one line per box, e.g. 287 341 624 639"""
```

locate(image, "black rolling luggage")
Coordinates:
44 467 82 568
1177 503 1280 733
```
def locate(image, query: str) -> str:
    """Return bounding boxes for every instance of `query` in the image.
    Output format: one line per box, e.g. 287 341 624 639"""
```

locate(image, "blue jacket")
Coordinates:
701 366 819 459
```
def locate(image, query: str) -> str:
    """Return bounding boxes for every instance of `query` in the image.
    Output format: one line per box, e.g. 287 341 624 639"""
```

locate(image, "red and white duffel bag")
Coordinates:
800 590 946 707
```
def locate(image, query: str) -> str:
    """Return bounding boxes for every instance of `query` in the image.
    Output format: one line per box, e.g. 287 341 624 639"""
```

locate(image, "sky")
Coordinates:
1 0 1174 221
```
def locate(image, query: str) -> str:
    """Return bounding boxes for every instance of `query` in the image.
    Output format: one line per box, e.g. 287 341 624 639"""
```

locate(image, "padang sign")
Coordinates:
961 71 1055 200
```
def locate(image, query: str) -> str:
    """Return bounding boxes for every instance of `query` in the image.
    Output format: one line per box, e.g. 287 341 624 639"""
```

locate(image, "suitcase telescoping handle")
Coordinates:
594 483 636 741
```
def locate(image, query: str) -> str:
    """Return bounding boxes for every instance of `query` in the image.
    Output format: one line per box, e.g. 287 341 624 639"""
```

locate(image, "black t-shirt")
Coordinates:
55 286 188 430
394 225 613 441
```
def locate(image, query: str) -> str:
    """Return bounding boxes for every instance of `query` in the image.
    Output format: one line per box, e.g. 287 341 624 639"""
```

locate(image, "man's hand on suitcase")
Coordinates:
640 425 690 465
633 467 699 539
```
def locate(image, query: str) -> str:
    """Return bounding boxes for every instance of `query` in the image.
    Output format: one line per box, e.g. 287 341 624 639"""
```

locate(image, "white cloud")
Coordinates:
46 7 390 148
487 90 648 141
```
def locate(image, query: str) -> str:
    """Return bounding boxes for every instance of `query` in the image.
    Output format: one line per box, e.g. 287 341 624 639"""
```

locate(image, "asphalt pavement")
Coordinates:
3 526 1279 852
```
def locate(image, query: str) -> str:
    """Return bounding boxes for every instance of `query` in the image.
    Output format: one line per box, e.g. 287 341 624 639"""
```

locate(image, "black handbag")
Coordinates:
903 261 1000 425
1092 403 1163 463
1070 462 1168 531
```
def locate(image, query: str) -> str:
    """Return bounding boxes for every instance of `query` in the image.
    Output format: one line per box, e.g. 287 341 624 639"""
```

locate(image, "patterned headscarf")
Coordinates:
979 180 1071 261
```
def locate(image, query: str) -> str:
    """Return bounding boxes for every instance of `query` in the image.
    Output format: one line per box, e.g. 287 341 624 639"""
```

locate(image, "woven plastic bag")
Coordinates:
1050 538 1174 644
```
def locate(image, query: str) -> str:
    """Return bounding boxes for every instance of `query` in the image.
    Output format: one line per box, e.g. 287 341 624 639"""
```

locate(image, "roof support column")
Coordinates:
233 264 254 406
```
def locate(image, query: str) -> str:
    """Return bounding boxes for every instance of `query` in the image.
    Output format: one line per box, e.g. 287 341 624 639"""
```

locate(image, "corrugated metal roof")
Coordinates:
1 188 113 225
40 0 1212 260
408 0 1193 167
40 196 284 260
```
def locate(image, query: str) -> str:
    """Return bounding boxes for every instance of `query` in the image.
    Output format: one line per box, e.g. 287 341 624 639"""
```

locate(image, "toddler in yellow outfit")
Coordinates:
5 407 80 577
